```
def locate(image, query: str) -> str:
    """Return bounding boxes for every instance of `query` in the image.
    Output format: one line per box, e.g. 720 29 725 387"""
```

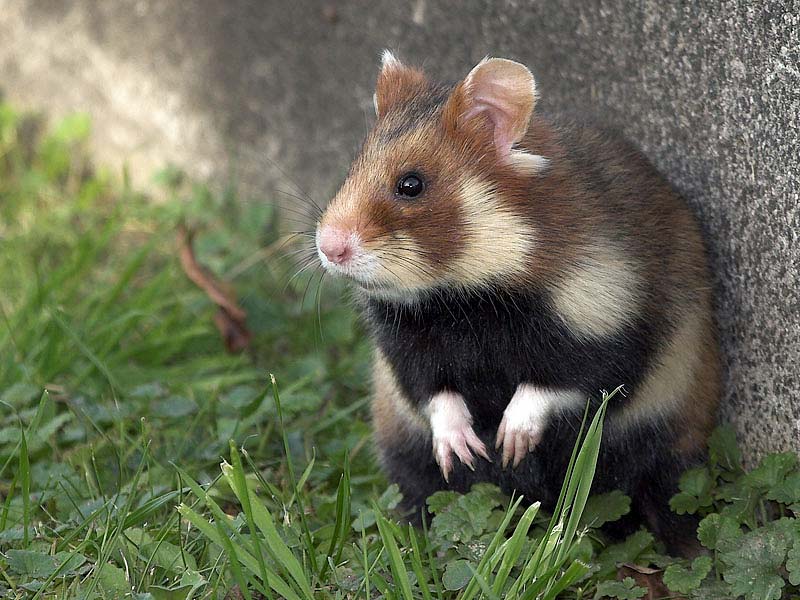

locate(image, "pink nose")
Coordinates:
318 227 354 265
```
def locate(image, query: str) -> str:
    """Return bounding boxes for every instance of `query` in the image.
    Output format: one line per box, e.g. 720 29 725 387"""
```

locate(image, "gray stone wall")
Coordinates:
1 0 797 462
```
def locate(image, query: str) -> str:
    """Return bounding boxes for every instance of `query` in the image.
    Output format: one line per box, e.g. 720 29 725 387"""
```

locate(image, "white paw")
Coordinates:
495 385 582 468
428 391 490 482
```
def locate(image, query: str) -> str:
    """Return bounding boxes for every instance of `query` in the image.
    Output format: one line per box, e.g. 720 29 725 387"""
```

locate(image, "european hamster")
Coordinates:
315 52 720 553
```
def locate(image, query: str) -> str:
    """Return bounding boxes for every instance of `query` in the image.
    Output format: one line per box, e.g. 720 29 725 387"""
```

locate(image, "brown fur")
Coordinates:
319 55 721 553
371 348 426 446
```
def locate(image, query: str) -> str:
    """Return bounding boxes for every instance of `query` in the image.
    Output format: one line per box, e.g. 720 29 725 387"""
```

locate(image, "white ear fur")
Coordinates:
461 58 542 170
375 49 404 117
381 49 402 70
508 150 550 176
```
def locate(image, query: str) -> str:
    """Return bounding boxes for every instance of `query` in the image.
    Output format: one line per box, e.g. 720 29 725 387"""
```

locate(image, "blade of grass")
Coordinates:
227 440 276 600
178 503 254 600
374 508 414 600
507 389 615 599
461 494 525 600
219 460 314 600
176 476 300 600
19 428 30 546
467 564 502 600
361 524 370 600
49 308 122 398
270 374 318 573
0 470 16 530
79 441 152 599
319 450 351 581
538 559 590 600
407 525 433 600
551 394 611 569
421 507 445 600
491 501 540 596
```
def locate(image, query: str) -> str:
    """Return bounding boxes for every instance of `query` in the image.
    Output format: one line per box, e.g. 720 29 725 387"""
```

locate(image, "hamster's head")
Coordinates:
317 52 547 303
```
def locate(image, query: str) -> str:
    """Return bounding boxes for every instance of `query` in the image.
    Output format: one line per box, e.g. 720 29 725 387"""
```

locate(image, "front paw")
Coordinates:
428 391 490 482
495 384 548 468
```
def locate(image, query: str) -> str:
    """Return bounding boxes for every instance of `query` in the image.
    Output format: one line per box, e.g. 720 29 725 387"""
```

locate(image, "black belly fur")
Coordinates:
366 288 701 552
366 287 665 425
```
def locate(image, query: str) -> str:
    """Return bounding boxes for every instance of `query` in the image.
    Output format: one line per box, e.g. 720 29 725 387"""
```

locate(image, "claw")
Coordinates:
428 391 490 480
496 384 553 469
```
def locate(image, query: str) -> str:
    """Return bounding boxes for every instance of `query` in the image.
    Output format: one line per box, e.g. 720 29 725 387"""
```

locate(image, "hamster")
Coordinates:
315 51 720 553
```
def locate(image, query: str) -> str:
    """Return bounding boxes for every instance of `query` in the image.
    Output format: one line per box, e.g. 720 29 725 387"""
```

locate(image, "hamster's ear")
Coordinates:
374 50 427 118
444 58 538 164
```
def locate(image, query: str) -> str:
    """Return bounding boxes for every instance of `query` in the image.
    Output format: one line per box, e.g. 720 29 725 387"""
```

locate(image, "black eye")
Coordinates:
396 173 424 198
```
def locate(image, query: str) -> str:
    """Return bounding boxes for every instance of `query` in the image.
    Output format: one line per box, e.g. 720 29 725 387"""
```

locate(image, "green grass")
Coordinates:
2 105 799 600
0 102 617 600
0 104 377 597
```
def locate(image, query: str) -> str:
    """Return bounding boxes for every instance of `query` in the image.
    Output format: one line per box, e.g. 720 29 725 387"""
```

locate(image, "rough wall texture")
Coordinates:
1 0 797 462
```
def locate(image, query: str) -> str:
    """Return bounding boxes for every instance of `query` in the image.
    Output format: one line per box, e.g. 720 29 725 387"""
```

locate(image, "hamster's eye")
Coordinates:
396 173 424 198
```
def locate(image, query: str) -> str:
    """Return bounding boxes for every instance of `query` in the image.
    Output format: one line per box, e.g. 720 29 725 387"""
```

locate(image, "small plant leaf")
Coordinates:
429 484 504 544
708 424 742 472
96 563 130 595
670 467 713 514
594 576 647 599
427 490 459 515
148 583 196 600
669 492 700 515
767 472 800 504
151 395 198 418
744 452 798 491
442 559 473 591
787 539 800 586
6 550 58 579
720 527 789 600
0 383 40 408
663 555 713 594
697 513 742 552
596 530 655 578
580 491 631 529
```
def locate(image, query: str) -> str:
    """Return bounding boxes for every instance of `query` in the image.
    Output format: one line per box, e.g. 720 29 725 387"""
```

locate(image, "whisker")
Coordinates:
315 270 326 342
285 259 320 292
257 154 324 214
300 264 323 310
271 188 324 218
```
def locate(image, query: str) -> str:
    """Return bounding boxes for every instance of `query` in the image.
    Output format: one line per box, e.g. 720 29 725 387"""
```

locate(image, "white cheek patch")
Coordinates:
373 233 432 288
496 384 584 467
550 241 643 339
451 176 535 287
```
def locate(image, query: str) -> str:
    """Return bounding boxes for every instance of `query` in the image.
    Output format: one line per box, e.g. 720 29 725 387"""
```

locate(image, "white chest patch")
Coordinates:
451 176 535 288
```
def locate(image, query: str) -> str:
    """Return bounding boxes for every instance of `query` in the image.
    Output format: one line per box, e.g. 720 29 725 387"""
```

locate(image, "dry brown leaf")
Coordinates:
177 223 252 353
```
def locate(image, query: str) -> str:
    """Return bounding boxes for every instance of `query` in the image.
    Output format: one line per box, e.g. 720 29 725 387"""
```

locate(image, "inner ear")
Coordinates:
374 50 428 118
445 58 537 160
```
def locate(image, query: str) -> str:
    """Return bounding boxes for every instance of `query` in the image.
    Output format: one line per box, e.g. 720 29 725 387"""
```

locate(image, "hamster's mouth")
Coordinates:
317 247 396 292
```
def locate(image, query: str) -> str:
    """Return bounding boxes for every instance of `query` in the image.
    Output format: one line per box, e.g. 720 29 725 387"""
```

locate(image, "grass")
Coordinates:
5 104 798 600
0 104 375 597
0 101 622 600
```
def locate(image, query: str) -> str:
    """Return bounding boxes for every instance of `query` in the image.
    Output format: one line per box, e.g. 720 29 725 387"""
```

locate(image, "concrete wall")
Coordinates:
1 0 797 462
